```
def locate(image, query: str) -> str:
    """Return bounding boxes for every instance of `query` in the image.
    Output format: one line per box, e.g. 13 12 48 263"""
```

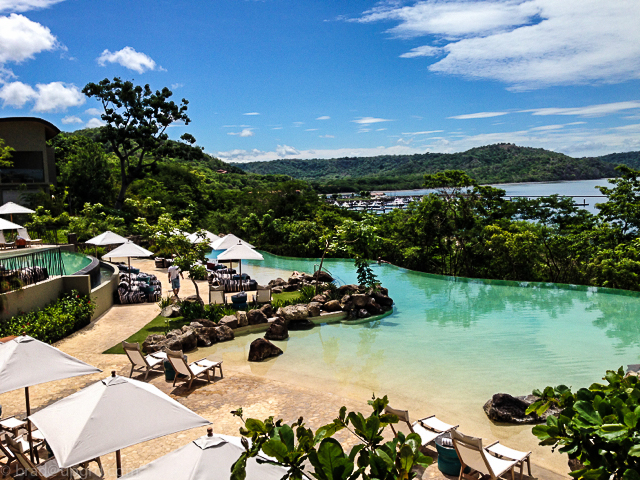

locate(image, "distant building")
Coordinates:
0 117 60 203
216 169 228 174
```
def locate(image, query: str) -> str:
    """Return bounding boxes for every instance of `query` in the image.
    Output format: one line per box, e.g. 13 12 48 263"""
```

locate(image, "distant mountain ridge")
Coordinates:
231 144 640 192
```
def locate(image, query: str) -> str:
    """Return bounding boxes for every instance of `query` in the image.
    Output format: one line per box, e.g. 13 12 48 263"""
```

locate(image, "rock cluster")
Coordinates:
268 271 333 294
483 393 560 424
142 320 234 353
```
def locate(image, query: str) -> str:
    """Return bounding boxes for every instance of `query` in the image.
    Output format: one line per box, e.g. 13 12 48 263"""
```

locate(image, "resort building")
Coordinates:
0 117 59 203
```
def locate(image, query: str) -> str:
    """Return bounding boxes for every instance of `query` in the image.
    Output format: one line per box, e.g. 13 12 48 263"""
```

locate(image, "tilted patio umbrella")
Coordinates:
0 218 22 231
217 242 263 277
102 242 154 285
30 372 210 477
211 234 254 251
0 336 102 461
186 230 220 245
0 202 35 222
120 428 287 480
85 231 128 257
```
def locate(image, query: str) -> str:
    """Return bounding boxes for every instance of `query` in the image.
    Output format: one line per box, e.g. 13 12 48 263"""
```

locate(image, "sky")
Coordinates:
0 0 639 163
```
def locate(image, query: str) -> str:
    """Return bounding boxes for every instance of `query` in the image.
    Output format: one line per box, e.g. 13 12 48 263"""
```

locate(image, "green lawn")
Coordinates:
103 315 191 354
272 291 302 302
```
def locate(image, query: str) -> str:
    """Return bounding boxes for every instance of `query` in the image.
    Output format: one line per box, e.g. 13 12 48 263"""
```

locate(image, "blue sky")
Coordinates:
0 0 639 162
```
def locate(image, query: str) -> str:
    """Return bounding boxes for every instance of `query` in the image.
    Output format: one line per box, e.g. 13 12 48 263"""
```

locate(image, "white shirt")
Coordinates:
168 265 181 281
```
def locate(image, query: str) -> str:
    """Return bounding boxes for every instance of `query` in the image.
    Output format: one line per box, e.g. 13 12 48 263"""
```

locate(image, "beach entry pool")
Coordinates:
203 252 640 473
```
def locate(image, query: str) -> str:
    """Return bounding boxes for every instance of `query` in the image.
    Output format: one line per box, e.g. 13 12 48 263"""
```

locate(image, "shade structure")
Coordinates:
120 430 287 480
85 231 128 246
0 202 35 215
0 336 101 461
0 217 22 230
217 242 263 276
30 374 211 473
186 230 220 245
211 234 254 250
101 241 153 260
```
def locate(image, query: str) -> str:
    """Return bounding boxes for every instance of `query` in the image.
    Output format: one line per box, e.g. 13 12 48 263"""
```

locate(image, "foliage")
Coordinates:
188 264 207 280
355 259 378 289
297 285 317 304
67 203 126 241
0 291 95 343
157 295 174 310
82 77 191 209
530 368 640 480
179 301 237 323
0 137 14 168
230 395 432 480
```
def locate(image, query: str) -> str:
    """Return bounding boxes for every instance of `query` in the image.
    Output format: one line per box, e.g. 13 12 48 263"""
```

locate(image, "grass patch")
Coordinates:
272 291 302 303
103 315 191 354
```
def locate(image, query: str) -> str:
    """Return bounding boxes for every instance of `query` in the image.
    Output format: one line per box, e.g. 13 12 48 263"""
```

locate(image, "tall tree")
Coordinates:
82 77 191 209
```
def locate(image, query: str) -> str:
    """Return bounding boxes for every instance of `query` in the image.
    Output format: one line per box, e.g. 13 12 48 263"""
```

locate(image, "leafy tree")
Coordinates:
530 368 640 480
596 166 640 237
230 395 432 480
67 203 126 241
355 258 379 289
0 138 14 167
82 77 191 209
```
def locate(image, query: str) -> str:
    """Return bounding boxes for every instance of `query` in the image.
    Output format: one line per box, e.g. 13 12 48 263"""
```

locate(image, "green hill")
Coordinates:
232 144 623 192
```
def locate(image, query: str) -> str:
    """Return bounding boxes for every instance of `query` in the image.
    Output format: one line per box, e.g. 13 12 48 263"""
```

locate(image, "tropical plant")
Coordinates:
355 259 379 290
530 368 640 480
230 395 432 480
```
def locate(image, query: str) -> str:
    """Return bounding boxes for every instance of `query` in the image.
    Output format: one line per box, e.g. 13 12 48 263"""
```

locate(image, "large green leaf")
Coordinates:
622 468 640 480
262 438 289 462
245 418 267 434
278 424 295 451
628 445 640 457
309 438 353 480
574 401 603 425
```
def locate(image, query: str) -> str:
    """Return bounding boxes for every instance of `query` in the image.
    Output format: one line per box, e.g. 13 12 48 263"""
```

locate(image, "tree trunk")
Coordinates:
315 239 330 294
191 277 203 304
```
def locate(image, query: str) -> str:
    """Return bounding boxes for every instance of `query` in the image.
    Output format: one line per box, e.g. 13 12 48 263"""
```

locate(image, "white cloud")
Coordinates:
529 124 565 131
316 115 330 120
32 82 84 112
0 0 64 13
271 126 283 130
376 128 387 131
276 145 299 156
401 130 444 135
61 115 82 124
0 81 35 107
0 13 59 64
97 46 160 73
356 0 640 89
319 134 334 138
449 111 510 119
170 83 184 90
228 128 254 137
305 128 318 131
400 45 442 58
84 107 101 116
85 117 105 128
243 112 260 116
293 121 305 126
522 101 640 117
352 117 392 124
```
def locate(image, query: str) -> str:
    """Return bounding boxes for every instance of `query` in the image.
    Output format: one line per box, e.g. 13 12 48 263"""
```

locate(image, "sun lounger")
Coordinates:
17 228 42 246
166 350 223 389
122 341 166 380
452 430 518 480
384 406 458 448
485 441 532 480
0 232 15 250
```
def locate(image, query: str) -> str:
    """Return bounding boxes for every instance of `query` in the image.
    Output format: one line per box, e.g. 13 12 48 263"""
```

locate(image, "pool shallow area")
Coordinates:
61 250 92 274
201 252 640 473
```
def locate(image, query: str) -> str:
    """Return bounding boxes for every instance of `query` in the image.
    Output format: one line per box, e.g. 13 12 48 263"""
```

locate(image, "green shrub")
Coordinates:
0 290 95 343
179 301 236 323
188 264 207 280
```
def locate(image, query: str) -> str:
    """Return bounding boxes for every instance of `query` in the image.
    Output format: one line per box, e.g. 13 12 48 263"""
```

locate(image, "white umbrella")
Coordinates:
186 230 220 245
211 234 254 250
102 242 154 284
217 242 263 277
85 231 128 257
0 336 102 460
120 428 287 480
30 372 210 476
0 202 35 222
0 218 22 230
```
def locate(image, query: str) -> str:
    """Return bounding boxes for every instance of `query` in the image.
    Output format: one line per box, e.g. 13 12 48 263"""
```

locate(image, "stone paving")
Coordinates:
0 259 569 479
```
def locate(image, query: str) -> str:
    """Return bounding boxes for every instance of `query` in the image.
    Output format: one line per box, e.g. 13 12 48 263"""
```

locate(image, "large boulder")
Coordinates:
338 284 360 295
307 302 322 317
271 286 283 294
247 309 268 325
196 332 212 347
288 319 315 330
177 330 198 351
322 300 342 312
142 334 166 353
276 304 309 322
181 295 203 306
351 294 369 308
372 292 393 307
200 327 218 343
357 309 371 319
248 338 283 361
235 311 248 327
365 297 382 315
283 284 299 292
260 303 274 318
268 278 287 287
219 315 239 330
483 393 559 424
161 336 182 351
314 271 333 282
311 294 327 304
215 325 235 342
288 276 302 285
161 305 181 318
341 295 351 304
265 319 289 341
195 319 217 328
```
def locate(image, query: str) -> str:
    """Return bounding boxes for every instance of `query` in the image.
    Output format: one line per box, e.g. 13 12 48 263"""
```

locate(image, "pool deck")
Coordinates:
0 258 570 480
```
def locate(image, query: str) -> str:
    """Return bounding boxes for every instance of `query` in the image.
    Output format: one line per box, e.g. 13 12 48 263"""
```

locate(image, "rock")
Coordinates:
167 329 182 338
338 284 359 295
247 309 268 325
200 327 218 343
195 319 217 327
260 304 274 318
235 311 248 327
265 319 289 340
196 333 212 347
215 325 235 342
365 297 382 315
271 286 283 294
342 301 354 312
161 305 181 318
142 334 166 353
341 295 351 304
181 295 203 305
288 276 302 285
311 294 327 304
373 292 394 307
283 284 299 292
248 338 283 361
322 300 342 312
568 459 585 473
177 330 198 351
357 309 370 319
268 278 287 287
160 336 182 352
276 304 309 322
219 315 239 330
483 393 559 424
351 294 369 308
307 302 322 317
288 319 315 330
189 321 204 329
314 271 333 282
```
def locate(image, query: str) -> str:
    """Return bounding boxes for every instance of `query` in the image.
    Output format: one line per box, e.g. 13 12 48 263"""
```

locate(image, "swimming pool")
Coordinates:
200 252 640 473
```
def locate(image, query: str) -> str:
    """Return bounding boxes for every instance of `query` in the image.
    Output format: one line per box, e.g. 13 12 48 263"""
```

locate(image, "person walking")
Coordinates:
167 264 184 299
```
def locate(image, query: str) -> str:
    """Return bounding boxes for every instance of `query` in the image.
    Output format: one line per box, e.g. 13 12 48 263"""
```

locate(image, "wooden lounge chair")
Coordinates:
0 232 14 250
122 341 166 380
451 430 517 480
256 286 272 304
485 441 532 480
166 350 223 389
384 405 458 448
17 228 42 246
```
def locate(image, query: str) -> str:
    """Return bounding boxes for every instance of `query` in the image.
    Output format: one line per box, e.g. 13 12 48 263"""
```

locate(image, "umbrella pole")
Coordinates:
116 449 122 477
25 387 36 463
128 257 131 287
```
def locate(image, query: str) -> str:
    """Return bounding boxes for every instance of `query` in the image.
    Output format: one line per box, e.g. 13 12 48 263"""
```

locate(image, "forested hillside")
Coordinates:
233 144 624 192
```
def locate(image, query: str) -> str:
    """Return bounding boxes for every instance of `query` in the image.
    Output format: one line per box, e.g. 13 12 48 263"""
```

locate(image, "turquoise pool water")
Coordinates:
61 251 92 274
202 252 640 473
